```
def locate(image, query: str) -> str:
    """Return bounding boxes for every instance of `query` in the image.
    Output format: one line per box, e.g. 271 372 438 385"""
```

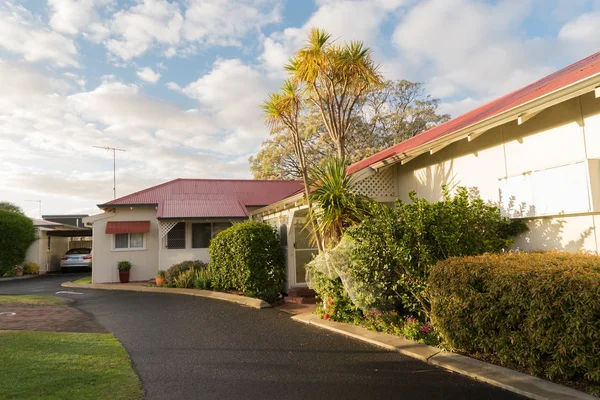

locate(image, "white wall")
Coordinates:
90 207 159 283
25 230 69 273
391 92 600 253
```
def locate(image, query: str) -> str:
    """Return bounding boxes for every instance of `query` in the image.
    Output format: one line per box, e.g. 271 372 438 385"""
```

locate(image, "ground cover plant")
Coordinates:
0 295 65 306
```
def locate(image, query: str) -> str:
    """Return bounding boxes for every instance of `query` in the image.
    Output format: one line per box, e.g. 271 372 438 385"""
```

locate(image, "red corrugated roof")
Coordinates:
348 50 600 175
100 179 302 219
157 197 248 219
105 221 150 234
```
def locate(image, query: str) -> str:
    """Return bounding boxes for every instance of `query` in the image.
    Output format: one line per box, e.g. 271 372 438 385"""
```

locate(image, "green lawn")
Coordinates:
73 276 92 284
0 331 143 400
0 295 65 306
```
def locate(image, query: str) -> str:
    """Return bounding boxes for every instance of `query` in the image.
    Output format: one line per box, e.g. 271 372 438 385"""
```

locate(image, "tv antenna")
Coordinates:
93 146 126 199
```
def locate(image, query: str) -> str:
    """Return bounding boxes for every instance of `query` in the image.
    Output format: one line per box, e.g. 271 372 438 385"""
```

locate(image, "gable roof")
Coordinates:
348 50 600 175
99 178 303 219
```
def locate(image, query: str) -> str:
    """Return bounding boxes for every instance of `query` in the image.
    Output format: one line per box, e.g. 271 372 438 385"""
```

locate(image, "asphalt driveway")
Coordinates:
0 275 525 400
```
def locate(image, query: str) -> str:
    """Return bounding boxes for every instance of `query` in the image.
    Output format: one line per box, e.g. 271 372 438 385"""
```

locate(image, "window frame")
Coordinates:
190 221 233 249
112 232 146 251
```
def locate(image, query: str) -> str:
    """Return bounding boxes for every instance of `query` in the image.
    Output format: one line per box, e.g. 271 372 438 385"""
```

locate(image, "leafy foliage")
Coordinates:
0 201 25 215
117 261 132 271
164 260 207 287
193 268 213 290
156 269 166 278
0 210 36 276
345 187 527 317
308 157 370 247
209 221 285 303
430 252 600 386
250 80 449 180
22 262 39 275
173 268 196 289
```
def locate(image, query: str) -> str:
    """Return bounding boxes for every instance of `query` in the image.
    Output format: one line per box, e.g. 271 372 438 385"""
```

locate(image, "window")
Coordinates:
115 233 145 249
279 224 288 246
191 222 233 248
166 222 186 249
192 223 211 248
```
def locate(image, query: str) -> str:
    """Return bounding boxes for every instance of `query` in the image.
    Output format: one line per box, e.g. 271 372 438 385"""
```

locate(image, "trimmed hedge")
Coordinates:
430 252 600 385
0 210 36 276
209 221 285 303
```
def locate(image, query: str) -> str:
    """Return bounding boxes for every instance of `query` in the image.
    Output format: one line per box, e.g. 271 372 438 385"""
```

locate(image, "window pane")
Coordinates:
130 233 144 248
115 233 129 249
192 223 211 248
279 224 287 246
212 222 232 238
166 222 186 249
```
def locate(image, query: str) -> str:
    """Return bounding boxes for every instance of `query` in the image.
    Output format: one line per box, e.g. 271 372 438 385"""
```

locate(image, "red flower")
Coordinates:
323 313 330 320
329 301 334 305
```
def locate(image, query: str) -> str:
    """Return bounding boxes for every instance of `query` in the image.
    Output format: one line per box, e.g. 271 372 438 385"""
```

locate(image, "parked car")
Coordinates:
60 248 92 273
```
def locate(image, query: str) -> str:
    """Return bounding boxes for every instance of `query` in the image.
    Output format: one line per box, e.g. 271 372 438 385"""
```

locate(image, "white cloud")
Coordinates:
48 0 113 40
558 12 600 58
183 0 281 46
0 2 78 67
136 66 161 84
105 0 184 60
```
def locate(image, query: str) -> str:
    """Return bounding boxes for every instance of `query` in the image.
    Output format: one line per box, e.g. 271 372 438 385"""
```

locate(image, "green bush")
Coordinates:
117 261 132 271
193 268 213 290
22 262 40 275
430 252 600 385
0 210 36 276
209 221 285 303
344 187 526 317
164 260 207 287
173 269 196 288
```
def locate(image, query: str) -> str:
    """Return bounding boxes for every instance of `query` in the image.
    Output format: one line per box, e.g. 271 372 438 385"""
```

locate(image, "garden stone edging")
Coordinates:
291 312 597 400
61 282 271 309
0 274 40 282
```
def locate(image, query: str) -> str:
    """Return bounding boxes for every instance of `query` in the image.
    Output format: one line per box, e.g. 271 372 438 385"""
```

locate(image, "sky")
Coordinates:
0 0 599 218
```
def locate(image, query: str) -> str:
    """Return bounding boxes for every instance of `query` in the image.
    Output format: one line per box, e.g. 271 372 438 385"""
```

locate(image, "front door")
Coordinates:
293 218 318 287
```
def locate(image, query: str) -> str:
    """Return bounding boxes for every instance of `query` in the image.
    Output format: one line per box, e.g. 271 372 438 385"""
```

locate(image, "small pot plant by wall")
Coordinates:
117 261 132 283
156 269 166 287
14 265 24 277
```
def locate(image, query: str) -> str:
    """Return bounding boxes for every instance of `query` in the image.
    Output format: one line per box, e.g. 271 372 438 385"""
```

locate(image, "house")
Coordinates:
25 219 92 273
85 179 302 283
252 50 600 291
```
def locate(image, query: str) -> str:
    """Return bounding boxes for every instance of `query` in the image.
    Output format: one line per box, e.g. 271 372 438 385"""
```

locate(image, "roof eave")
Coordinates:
249 192 306 218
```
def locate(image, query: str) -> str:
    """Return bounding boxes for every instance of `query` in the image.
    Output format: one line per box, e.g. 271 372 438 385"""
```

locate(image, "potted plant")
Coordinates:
117 261 132 283
156 269 166 287
14 265 24 277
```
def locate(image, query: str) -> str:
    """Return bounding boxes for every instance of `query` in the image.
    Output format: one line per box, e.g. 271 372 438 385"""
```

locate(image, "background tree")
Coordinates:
287 28 384 160
251 80 450 180
0 209 36 276
0 201 25 215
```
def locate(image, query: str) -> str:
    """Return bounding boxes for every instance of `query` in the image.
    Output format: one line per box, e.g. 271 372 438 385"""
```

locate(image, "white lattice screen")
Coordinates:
353 168 396 198
159 221 179 239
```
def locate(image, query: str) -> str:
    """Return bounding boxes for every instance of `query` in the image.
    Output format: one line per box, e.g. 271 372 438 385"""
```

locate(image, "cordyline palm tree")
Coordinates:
308 157 370 248
287 28 384 160
262 80 323 251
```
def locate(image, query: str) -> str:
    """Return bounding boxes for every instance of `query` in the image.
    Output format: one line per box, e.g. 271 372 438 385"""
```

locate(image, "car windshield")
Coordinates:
65 248 91 255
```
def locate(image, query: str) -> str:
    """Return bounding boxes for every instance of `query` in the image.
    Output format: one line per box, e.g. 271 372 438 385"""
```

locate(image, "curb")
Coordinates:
0 275 40 282
291 312 597 400
61 282 271 309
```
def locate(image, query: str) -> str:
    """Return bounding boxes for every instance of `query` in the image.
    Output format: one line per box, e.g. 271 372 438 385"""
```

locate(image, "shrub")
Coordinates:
22 262 39 275
193 268 213 290
209 221 285 303
0 210 36 276
164 260 207 287
117 261 132 271
344 187 527 317
430 252 600 385
156 269 166 278
310 268 362 323
173 269 196 288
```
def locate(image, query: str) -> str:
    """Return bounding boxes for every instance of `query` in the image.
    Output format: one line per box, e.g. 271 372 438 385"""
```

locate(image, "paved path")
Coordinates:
1 275 525 400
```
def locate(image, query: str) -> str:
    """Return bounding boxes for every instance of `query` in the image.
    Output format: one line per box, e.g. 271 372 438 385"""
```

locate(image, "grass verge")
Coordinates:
0 295 65 306
73 276 92 284
0 330 143 400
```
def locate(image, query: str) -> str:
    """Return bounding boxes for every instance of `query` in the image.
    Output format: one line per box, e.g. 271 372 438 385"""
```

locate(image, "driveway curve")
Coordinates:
1 275 524 400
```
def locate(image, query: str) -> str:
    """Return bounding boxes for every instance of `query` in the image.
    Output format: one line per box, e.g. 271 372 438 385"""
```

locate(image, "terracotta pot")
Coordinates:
156 276 165 287
16 270 23 277
119 270 130 283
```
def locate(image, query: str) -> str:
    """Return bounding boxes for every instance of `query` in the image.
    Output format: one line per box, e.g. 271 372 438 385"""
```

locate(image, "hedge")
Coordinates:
0 210 36 276
208 221 285 303
430 252 600 385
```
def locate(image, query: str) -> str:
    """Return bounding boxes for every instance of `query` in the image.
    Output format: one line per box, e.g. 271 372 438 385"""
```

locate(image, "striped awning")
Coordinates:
105 221 150 234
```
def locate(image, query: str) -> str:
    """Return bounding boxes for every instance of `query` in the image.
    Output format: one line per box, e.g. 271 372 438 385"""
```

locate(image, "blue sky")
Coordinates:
0 0 599 217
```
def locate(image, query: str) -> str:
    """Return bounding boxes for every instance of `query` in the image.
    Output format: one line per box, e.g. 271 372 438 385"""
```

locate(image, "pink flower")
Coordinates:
323 313 330 320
